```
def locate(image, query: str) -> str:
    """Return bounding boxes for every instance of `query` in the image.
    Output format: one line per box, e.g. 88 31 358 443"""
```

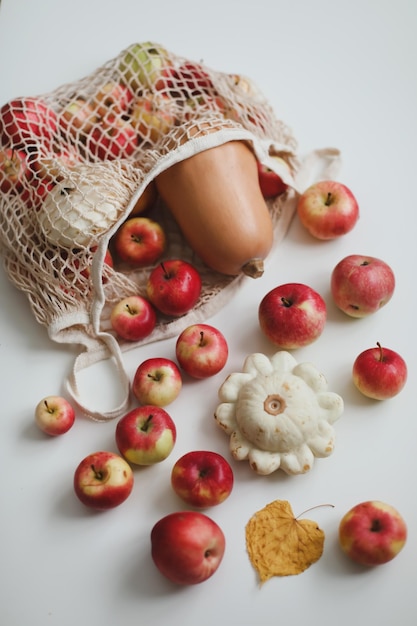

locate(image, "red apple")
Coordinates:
231 103 267 131
130 94 177 144
257 156 290 198
176 62 214 94
0 97 58 149
21 176 55 211
338 500 407 566
175 323 228 379
171 450 234 508
258 282 327 349
352 342 407 400
297 180 359 240
155 66 213 100
73 451 134 510
34 395 75 436
92 81 135 118
77 246 113 281
110 295 156 342
0 147 30 193
154 66 183 96
331 254 395 318
59 98 99 142
86 114 138 160
115 405 176 465
62 246 113 285
151 511 226 584
132 357 182 407
113 217 166 267
146 259 202 317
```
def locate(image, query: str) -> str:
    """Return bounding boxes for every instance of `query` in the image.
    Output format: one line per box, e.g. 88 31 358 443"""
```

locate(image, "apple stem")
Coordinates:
280 297 292 308
370 519 382 532
43 400 54 414
59 186 75 197
376 341 384 362
199 331 205 347
125 303 137 316
141 414 154 432
160 262 170 279
324 192 333 206
91 464 104 480
295 503 335 519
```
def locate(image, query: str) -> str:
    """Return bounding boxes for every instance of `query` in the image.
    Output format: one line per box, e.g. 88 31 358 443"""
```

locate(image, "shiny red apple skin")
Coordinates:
113 217 166 267
352 343 407 400
297 180 359 240
86 114 138 161
34 395 75 436
331 254 395 318
92 81 135 118
132 357 182 407
146 259 202 317
110 295 156 342
73 451 134 510
151 511 226 584
171 450 234 508
338 500 407 566
257 160 288 198
0 97 58 149
258 282 327 349
175 323 228 379
78 246 113 281
176 62 214 93
115 405 176 465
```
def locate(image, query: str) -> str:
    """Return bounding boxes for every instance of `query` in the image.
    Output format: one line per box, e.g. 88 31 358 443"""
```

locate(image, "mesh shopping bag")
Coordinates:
0 41 340 420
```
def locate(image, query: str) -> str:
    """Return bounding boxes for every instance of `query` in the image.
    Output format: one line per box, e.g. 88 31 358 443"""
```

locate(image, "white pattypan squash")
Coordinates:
214 351 344 476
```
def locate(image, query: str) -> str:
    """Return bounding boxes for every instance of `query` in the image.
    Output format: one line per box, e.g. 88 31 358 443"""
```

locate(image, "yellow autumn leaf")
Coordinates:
246 499 326 583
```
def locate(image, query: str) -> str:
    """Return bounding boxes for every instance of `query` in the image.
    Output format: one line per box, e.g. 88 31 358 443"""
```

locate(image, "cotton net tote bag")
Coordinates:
0 41 340 420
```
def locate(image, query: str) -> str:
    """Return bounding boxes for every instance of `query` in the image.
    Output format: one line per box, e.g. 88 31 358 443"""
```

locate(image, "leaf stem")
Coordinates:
296 503 335 519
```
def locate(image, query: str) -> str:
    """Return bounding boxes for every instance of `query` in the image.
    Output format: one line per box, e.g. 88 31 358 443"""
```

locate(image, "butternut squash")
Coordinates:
155 140 274 278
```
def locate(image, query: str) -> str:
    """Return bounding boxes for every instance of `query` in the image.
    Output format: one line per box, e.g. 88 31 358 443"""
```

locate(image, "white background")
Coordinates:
1 1 416 625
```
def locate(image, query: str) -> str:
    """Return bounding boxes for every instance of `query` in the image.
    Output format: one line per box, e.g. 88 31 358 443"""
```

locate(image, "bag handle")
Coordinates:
294 147 342 192
65 333 131 422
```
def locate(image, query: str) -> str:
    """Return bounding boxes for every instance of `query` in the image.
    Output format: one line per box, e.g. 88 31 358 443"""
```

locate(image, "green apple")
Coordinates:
118 42 172 92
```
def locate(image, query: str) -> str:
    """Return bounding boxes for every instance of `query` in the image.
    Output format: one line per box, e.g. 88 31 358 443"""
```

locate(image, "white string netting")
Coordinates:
0 42 340 420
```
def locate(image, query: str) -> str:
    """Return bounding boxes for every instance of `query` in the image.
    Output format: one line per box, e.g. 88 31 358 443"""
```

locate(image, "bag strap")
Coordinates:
293 147 342 192
65 332 131 422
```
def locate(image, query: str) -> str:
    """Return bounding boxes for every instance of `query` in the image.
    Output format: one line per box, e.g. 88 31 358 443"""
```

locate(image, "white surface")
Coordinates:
1 1 416 625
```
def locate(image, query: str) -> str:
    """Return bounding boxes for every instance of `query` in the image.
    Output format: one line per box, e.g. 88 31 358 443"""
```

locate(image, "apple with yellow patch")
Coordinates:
338 500 407 566
115 406 176 465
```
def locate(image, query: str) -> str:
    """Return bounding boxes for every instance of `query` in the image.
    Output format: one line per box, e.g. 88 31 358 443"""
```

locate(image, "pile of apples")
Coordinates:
5 42 407 584
109 257 204 342
0 41 288 217
35 321 232 585
34 176 408 584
